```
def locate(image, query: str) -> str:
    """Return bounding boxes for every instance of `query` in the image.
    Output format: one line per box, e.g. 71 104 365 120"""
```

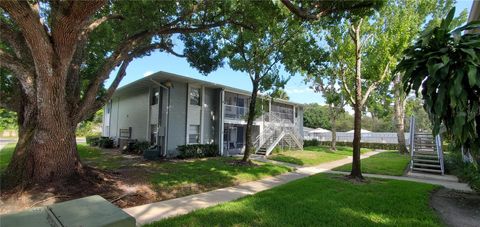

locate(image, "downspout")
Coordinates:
150 79 171 157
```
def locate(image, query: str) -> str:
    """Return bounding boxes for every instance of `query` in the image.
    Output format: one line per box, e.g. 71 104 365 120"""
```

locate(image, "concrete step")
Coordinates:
413 158 440 163
413 154 438 159
413 162 441 168
412 167 442 174
415 151 437 155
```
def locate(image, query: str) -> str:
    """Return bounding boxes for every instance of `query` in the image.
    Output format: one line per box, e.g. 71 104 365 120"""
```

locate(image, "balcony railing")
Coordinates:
224 104 248 121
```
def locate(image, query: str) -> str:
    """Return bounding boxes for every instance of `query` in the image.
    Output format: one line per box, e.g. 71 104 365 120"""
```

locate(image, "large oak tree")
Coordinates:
0 0 247 188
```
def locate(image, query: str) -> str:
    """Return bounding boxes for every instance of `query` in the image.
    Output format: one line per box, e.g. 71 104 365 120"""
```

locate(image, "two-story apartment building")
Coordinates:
102 71 304 157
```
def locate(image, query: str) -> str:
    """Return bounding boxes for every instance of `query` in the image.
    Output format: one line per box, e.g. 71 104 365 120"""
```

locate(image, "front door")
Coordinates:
229 127 237 149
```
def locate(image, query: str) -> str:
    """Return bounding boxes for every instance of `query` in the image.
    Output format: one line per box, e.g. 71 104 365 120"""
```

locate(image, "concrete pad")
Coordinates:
326 170 473 192
407 171 459 182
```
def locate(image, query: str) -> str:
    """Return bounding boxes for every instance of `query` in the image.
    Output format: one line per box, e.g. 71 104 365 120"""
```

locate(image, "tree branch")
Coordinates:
0 20 31 61
75 58 132 123
339 66 355 104
361 61 390 106
281 0 376 21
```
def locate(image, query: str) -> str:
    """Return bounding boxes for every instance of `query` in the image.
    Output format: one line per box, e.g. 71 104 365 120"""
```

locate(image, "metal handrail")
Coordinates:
435 135 445 175
409 116 415 171
252 112 303 154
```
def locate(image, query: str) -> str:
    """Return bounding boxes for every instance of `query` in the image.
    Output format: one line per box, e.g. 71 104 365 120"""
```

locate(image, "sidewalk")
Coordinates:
123 151 381 225
123 150 472 225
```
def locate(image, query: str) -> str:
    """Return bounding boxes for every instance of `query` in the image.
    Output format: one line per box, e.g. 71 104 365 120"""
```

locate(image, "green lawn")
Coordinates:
146 158 291 198
0 143 291 199
0 143 121 172
149 174 441 227
268 145 372 166
0 143 15 173
333 151 410 176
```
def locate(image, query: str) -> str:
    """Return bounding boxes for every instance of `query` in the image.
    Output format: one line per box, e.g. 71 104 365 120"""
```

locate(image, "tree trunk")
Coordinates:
351 103 363 179
350 20 363 180
394 73 408 154
242 81 259 162
330 106 337 151
3 98 83 188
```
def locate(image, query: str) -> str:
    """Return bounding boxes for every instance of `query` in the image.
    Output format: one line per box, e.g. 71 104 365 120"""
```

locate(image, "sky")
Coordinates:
107 0 474 106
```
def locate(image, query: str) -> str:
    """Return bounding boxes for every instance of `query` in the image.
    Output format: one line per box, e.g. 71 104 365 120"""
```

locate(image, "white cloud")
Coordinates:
143 71 154 77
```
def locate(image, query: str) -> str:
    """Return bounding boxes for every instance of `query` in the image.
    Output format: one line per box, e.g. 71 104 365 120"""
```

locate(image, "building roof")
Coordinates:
346 129 371 133
303 127 314 132
311 128 331 133
114 71 303 106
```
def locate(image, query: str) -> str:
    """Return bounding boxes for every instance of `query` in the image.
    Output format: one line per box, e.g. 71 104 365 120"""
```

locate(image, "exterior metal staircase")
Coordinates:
254 112 303 156
409 116 444 174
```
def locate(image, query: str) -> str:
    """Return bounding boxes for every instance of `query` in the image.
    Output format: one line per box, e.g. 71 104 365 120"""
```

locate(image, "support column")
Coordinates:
219 89 225 156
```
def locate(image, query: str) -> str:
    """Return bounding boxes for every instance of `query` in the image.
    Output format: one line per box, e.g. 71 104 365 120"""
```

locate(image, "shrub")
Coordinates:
86 136 101 146
304 139 320 147
122 140 151 155
303 140 399 150
177 144 218 159
98 137 114 148
445 152 480 193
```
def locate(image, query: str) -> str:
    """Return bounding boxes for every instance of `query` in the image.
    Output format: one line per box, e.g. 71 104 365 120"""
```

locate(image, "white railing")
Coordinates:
224 105 248 121
253 112 303 154
409 115 415 171
435 135 445 175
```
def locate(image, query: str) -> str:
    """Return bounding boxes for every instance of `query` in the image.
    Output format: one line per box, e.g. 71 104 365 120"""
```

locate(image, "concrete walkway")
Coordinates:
123 151 381 225
123 150 472 225
325 170 473 192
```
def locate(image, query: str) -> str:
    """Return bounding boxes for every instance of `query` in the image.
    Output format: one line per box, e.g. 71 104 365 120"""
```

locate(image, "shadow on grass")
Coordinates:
148 174 441 227
148 157 291 190
267 155 305 165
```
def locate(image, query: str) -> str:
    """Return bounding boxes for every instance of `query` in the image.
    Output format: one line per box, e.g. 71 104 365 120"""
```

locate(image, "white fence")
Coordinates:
304 132 411 144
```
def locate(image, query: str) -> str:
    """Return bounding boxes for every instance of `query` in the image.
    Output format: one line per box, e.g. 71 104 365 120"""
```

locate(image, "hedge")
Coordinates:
177 144 219 159
86 136 113 148
445 152 480 193
123 140 150 155
303 139 399 150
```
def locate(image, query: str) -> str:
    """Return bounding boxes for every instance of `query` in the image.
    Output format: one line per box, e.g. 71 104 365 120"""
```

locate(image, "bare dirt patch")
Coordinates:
0 166 158 215
431 188 480 227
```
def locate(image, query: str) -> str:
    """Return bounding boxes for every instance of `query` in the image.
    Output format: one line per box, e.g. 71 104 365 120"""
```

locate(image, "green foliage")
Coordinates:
98 137 114 148
405 97 432 132
148 174 440 227
85 136 100 146
86 136 113 148
0 108 17 131
445 152 480 192
123 140 151 155
76 109 103 137
303 104 330 129
177 144 219 159
398 8 478 156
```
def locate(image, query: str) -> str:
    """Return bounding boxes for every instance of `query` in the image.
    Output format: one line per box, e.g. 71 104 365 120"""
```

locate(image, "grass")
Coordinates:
0 143 15 173
0 143 123 172
0 143 291 198
333 151 410 176
268 145 372 166
145 158 291 198
148 173 441 227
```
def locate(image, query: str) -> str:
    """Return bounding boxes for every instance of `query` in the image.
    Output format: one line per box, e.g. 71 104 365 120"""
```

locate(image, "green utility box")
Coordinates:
0 195 135 227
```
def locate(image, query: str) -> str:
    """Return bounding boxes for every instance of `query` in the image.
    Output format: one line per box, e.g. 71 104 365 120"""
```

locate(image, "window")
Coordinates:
188 125 200 144
190 87 201 106
151 89 159 105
